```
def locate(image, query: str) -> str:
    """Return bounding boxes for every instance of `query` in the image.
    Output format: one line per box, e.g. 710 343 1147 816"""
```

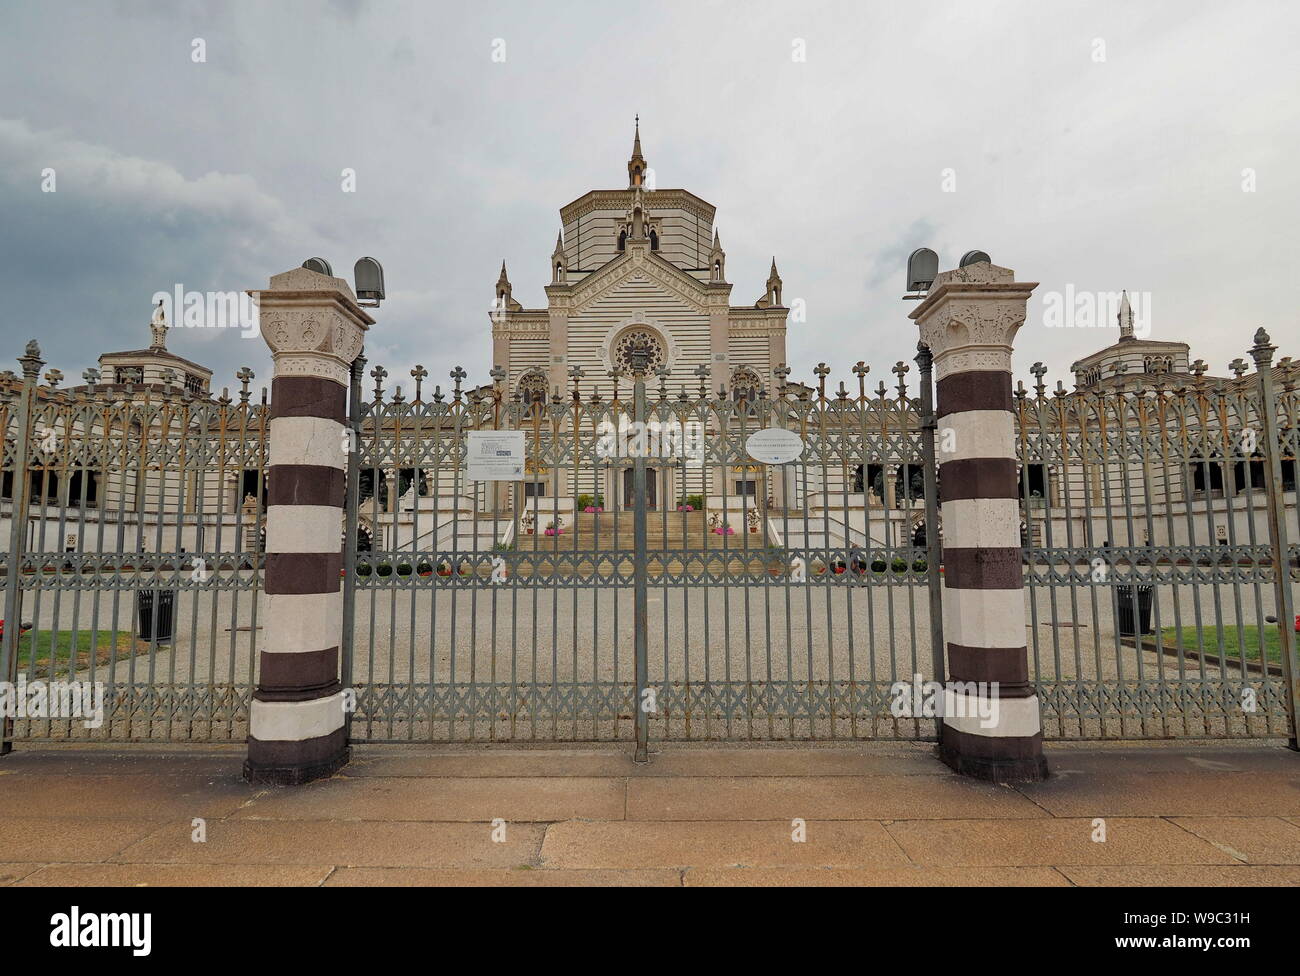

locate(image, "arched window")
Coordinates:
618 229 627 251
517 370 548 414
649 229 659 251
731 368 761 403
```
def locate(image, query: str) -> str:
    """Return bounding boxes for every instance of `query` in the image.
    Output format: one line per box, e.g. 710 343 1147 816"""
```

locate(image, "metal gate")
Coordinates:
341 346 942 745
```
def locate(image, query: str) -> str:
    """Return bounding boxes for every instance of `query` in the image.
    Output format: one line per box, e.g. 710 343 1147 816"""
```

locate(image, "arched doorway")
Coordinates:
623 468 657 510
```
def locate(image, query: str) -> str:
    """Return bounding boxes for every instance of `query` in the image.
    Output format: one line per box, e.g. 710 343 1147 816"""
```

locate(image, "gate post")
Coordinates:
243 267 373 785
909 262 1048 782
1250 329 1299 749
1 342 43 755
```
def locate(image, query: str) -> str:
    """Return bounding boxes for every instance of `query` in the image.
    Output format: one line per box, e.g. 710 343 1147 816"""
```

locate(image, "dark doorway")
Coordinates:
623 468 657 509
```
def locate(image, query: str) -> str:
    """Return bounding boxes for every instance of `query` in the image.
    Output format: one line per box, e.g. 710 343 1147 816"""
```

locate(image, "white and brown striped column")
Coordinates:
910 262 1048 782
243 267 372 785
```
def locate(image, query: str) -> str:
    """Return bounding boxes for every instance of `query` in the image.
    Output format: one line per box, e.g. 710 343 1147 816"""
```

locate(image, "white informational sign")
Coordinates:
467 430 526 481
745 428 805 465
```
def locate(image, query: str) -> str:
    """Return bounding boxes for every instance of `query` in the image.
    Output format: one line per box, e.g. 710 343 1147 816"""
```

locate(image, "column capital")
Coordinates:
251 267 375 385
908 263 1037 381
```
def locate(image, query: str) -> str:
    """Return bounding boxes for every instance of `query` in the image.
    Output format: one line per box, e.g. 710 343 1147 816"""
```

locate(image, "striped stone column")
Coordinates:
243 267 372 785
910 262 1048 782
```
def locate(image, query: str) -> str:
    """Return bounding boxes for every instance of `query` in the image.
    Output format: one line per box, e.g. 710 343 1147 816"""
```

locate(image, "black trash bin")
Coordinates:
137 588 176 643
1116 584 1153 637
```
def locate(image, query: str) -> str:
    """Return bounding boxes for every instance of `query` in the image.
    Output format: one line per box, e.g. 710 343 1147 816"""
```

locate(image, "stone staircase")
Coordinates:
512 510 777 578
515 511 770 552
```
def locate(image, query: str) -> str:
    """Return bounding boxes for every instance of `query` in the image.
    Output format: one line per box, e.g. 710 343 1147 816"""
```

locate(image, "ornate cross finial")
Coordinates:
44 368 63 389
450 366 467 399
1191 359 1207 378
813 362 830 398
1110 360 1128 376
370 364 388 399
1030 361 1048 397
411 364 428 401
82 367 100 388
892 361 909 396
568 363 585 400
851 361 869 398
236 366 254 403
160 368 177 389
693 363 711 397
1229 357 1249 378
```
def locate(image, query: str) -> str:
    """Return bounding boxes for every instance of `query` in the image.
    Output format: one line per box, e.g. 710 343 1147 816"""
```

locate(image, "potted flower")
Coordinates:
416 561 433 577
521 512 535 535
436 559 453 577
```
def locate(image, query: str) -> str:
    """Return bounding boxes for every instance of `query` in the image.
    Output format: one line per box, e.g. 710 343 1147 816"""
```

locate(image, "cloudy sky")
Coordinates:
1 0 1296 397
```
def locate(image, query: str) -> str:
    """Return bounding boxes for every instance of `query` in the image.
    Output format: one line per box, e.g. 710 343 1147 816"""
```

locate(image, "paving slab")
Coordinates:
231 775 626 822
0 863 44 885
628 774 1046 821
0 774 254 820
1015 771 1300 817
111 820 546 869
1060 864 1300 886
1041 743 1299 776
14 863 335 886
540 819 909 869
346 750 634 778
325 867 682 886
1169 816 1300 864
885 818 1235 866
683 866 1071 886
0 817 164 862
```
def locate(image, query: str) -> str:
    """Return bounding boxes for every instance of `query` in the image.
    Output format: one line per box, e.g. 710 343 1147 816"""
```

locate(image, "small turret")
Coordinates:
551 231 567 284
756 257 783 308
709 229 726 283
495 261 522 312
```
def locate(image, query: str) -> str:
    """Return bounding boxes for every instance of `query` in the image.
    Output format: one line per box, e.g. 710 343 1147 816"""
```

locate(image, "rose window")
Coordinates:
612 329 666 374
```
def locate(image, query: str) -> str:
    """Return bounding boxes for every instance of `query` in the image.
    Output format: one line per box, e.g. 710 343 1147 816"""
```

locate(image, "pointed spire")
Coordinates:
628 114 647 188
713 229 722 249
1118 289 1134 340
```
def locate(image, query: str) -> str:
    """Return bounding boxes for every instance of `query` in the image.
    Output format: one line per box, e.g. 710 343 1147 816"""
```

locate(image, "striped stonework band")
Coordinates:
911 264 1046 782
244 373 350 784
936 368 1046 779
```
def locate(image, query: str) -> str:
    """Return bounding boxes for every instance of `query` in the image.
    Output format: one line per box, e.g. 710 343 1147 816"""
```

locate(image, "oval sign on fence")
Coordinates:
746 428 805 465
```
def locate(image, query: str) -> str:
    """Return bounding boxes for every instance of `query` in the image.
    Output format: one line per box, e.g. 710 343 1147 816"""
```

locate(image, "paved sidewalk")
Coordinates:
1 740 1298 886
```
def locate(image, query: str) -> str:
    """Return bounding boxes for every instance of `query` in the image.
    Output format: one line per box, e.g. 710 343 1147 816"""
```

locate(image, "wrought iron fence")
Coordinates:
1014 334 1298 739
2 331 1295 748
1 351 267 745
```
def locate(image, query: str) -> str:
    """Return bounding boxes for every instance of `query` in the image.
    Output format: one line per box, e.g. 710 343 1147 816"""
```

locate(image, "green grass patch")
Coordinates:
11 630 157 678
1157 624 1283 664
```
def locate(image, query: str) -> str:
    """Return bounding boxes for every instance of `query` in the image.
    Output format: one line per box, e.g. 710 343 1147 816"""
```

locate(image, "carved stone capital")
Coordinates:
251 268 375 385
908 263 1037 380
